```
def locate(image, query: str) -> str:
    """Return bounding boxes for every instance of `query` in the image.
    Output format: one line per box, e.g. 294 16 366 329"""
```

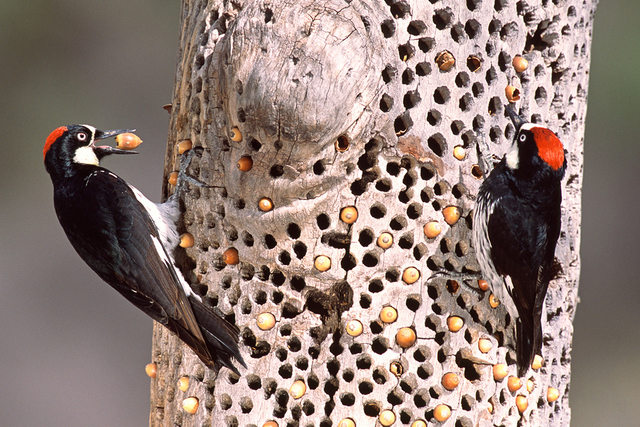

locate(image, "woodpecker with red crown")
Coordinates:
43 125 244 373
473 105 566 375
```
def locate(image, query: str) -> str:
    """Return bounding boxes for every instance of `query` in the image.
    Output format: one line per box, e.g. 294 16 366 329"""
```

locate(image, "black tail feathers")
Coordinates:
189 296 246 374
516 316 542 376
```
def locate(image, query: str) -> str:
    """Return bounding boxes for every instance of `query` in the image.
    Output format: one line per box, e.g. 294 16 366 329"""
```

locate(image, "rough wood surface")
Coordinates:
150 0 596 425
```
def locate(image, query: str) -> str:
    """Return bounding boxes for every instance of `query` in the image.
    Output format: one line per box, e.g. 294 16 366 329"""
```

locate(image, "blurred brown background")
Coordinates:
0 1 636 425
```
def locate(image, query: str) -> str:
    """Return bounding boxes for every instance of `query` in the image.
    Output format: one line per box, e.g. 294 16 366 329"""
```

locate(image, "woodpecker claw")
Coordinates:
173 148 214 196
475 130 499 175
426 270 486 296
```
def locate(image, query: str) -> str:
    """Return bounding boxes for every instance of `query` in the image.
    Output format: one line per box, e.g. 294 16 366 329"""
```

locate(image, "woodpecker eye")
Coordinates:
77 132 88 142
519 133 526 142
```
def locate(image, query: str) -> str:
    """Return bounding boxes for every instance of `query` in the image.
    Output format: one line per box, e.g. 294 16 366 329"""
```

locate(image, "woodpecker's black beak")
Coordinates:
93 128 138 158
505 104 526 132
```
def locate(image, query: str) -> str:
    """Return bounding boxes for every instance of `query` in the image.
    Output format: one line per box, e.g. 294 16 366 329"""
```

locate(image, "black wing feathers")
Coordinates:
54 168 242 370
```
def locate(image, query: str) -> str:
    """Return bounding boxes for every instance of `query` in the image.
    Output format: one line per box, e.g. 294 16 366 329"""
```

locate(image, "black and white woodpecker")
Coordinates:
43 125 245 373
473 106 566 375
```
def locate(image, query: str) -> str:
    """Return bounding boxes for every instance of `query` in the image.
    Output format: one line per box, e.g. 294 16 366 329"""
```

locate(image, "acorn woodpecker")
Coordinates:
473 106 566 375
43 125 244 373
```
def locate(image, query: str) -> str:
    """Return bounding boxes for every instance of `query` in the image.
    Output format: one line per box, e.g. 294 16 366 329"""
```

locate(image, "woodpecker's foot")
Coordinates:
475 130 500 176
173 147 214 195
427 270 485 296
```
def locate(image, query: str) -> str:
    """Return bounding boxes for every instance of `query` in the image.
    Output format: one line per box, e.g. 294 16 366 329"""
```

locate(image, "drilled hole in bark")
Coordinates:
418 37 435 52
416 61 432 76
403 90 421 109
408 19 427 35
394 112 413 135
316 213 330 229
434 86 450 104
428 133 447 156
248 138 262 151
381 19 395 37
380 93 394 112
269 164 284 178
433 8 454 29
381 65 396 83
451 22 466 43
459 93 473 112
427 109 441 126
398 43 415 61
401 68 415 84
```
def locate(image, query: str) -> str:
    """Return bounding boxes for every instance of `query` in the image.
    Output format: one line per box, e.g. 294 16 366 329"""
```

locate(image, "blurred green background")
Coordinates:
0 1 637 426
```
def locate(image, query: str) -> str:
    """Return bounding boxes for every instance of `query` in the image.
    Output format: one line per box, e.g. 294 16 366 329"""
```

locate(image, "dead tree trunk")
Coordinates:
150 1 596 425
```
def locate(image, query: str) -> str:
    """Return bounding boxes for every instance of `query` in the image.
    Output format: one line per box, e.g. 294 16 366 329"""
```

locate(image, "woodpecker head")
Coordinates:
43 125 136 179
503 105 566 179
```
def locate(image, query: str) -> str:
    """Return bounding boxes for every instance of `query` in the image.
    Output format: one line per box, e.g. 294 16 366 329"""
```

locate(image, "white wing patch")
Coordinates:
150 235 199 300
128 185 179 249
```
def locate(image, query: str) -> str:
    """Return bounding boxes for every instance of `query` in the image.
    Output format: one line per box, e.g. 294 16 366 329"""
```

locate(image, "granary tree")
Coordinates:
149 0 596 425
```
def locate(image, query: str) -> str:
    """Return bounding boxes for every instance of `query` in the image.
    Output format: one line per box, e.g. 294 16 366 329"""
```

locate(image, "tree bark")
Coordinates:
150 0 596 425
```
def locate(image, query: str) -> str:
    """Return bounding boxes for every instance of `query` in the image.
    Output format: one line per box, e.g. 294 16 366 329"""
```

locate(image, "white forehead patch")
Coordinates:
519 123 536 132
79 124 97 139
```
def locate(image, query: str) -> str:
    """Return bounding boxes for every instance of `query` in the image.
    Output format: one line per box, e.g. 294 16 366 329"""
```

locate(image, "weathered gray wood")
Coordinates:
150 0 596 425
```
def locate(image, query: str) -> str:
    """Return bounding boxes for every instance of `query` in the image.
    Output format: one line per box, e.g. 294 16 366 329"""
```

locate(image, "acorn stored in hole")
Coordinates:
505 85 521 102
532 354 544 370
389 361 403 376
379 306 398 323
177 139 193 154
547 387 560 402
145 363 157 378
168 172 179 186
489 294 500 308
447 316 464 332
258 198 274 212
402 267 420 284
335 135 350 152
340 206 358 224
478 338 492 353
345 319 363 337
237 156 253 171
453 145 466 160
182 397 199 414
493 364 508 381
441 372 459 391
395 327 416 348
222 247 239 265
177 376 189 392
289 380 306 399
314 255 331 272
423 221 442 239
442 206 461 225
508 376 523 392
436 50 455 71
512 55 529 73
337 419 355 427
256 312 276 330
179 233 194 248
379 409 396 426
230 127 242 142
433 404 451 422
516 395 528 413
377 232 393 249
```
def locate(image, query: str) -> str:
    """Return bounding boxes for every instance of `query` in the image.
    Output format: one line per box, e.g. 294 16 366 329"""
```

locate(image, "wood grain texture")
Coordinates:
150 0 596 425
